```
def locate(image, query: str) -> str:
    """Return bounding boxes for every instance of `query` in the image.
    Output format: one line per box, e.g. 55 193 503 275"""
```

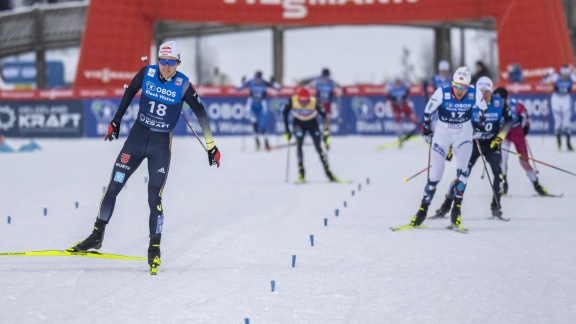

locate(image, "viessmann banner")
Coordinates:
74 0 573 88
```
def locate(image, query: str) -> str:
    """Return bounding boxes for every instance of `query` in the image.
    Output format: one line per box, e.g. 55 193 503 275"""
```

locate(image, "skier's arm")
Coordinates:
518 102 531 135
423 87 443 115
264 80 281 91
236 80 250 92
113 67 146 123
182 82 215 150
497 102 514 139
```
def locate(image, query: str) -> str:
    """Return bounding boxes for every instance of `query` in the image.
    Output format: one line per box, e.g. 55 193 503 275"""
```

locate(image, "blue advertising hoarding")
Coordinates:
1 91 574 138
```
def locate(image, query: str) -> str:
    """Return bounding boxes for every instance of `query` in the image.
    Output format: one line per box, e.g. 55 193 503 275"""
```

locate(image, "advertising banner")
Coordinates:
74 0 573 88
1 62 66 89
0 100 83 138
2 89 574 138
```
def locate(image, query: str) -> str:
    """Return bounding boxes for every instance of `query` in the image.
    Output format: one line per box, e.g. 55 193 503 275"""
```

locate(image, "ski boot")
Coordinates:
264 138 271 151
567 135 573 152
448 199 468 232
68 220 106 252
391 204 429 231
296 162 305 183
410 204 429 227
490 199 503 217
430 196 452 219
325 169 338 182
502 175 508 195
533 180 548 196
557 134 562 150
255 137 261 151
148 236 161 275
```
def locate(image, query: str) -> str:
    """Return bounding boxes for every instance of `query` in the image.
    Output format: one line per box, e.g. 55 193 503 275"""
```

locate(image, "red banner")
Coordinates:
74 0 573 88
1 83 560 101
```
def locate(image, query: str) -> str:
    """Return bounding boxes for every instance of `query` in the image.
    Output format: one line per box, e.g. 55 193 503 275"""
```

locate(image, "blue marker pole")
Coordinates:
324 218 328 226
366 177 370 185
7 216 11 224
343 201 347 208
244 318 250 324
43 208 47 216
75 201 79 209
335 209 339 217
358 183 362 191
310 234 314 246
292 255 296 267
351 190 355 196
271 280 276 292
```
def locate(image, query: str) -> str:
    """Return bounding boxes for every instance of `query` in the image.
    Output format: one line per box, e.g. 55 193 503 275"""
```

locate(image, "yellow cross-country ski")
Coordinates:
0 250 146 261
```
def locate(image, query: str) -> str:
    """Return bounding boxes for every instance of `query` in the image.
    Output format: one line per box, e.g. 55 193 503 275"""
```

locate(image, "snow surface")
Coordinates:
1 136 575 324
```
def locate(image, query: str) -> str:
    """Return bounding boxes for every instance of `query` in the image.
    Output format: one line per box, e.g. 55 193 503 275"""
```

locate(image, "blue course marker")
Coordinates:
351 190 355 196
271 280 276 292
43 208 47 216
7 216 11 224
310 234 314 246
244 318 250 324
335 209 339 217
324 218 328 226
292 255 296 267
343 201 347 208
75 201 79 209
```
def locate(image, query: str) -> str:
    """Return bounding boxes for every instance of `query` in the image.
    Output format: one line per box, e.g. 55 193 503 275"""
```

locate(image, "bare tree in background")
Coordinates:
400 47 418 83
194 36 218 85
419 40 435 82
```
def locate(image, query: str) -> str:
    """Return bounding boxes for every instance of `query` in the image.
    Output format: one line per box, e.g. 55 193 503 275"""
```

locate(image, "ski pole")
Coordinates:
475 139 501 210
525 139 540 174
426 142 432 181
180 112 208 152
403 166 430 183
501 148 576 177
285 140 291 183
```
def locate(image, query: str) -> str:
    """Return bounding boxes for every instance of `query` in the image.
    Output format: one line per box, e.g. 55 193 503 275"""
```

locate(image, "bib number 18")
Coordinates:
149 101 167 116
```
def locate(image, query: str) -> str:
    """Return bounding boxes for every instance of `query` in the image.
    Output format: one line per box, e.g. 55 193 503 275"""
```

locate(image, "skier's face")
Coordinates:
481 90 492 103
452 82 469 100
158 56 180 79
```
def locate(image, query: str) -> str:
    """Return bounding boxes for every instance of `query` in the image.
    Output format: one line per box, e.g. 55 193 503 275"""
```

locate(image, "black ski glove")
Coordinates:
208 146 221 168
104 120 120 141
421 113 433 143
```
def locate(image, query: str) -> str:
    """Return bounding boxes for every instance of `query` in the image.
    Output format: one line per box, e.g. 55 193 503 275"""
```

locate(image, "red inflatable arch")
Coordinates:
75 0 574 88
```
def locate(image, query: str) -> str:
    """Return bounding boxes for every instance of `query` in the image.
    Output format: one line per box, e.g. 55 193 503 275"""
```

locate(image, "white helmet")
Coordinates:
158 40 181 60
476 76 493 92
453 67 471 86
438 60 450 71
